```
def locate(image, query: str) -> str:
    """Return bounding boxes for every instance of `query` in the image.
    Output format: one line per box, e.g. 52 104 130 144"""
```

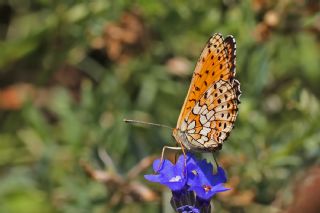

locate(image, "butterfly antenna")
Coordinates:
123 119 173 130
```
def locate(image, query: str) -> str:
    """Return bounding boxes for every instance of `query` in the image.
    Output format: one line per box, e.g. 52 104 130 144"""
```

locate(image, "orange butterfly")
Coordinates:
172 33 241 153
125 33 241 155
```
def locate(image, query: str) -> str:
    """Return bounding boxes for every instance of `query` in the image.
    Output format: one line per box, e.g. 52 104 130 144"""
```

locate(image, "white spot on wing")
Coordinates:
188 129 195 134
204 141 217 148
181 120 188 131
209 115 216 122
204 122 210 127
220 132 227 140
206 87 213 95
201 135 208 141
197 138 204 144
187 121 196 130
200 115 207 125
201 107 208 115
200 127 211 135
192 103 201 114
206 110 215 120
216 81 222 88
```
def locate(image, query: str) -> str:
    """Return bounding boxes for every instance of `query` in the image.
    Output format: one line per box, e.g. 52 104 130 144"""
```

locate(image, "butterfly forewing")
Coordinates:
174 33 241 152
176 34 226 127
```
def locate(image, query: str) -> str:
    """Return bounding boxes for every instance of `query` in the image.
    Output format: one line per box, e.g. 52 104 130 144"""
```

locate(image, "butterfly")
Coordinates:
172 33 241 153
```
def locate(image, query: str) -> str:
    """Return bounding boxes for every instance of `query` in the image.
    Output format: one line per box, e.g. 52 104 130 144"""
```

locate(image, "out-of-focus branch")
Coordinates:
127 155 157 180
80 155 159 207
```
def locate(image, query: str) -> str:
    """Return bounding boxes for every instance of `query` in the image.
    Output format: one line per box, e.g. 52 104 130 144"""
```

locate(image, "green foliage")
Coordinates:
0 0 319 212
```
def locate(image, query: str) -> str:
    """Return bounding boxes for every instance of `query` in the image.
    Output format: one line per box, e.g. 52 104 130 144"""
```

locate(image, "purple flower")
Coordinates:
187 159 229 200
145 153 229 212
144 154 187 191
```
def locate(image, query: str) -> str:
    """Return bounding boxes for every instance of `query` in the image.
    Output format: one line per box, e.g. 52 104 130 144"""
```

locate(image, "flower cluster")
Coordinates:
145 153 229 212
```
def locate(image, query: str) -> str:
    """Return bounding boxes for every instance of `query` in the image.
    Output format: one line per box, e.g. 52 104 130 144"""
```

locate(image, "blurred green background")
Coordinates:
0 0 320 212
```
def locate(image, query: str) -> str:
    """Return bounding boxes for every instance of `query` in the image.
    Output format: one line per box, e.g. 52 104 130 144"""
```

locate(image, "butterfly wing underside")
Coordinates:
173 33 241 152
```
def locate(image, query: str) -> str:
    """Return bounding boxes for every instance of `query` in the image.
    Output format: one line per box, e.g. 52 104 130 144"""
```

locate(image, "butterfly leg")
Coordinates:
174 137 188 173
156 144 188 175
155 146 182 173
212 153 220 171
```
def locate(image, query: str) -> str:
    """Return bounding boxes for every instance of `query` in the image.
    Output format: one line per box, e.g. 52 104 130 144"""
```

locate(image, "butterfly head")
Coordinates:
172 128 191 151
